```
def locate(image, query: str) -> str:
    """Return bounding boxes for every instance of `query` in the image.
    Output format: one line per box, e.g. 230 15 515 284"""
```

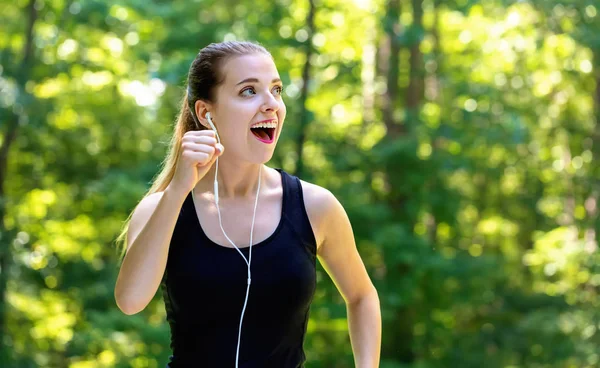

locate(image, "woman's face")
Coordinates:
211 53 286 164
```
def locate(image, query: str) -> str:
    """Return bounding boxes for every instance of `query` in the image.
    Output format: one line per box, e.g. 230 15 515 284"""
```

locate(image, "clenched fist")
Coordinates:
168 130 224 196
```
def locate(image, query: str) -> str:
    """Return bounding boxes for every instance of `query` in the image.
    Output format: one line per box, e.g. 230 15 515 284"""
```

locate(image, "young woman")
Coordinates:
114 41 381 368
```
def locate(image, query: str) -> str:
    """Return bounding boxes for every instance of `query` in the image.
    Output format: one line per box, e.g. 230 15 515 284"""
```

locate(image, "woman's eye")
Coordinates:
240 87 256 96
273 85 284 95
240 85 283 97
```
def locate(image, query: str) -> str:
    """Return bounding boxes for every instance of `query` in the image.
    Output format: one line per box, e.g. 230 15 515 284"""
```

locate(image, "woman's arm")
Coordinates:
304 183 382 368
114 185 187 315
347 289 381 368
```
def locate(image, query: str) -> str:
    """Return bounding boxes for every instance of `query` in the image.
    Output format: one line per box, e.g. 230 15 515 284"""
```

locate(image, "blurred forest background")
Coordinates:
1 0 599 367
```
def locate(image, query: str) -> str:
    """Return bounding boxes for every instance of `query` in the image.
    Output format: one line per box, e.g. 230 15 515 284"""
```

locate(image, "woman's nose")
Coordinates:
261 92 279 112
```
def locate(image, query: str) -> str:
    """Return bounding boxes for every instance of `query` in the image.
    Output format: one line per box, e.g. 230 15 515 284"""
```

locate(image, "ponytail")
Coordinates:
114 90 201 260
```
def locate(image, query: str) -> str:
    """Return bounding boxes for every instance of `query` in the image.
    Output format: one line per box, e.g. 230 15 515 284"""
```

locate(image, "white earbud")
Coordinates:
205 112 218 134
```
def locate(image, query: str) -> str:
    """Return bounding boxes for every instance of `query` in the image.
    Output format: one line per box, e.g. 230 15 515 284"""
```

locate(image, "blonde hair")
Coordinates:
114 41 271 260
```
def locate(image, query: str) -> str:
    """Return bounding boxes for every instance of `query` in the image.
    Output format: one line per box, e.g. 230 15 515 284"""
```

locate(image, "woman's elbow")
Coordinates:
114 288 146 315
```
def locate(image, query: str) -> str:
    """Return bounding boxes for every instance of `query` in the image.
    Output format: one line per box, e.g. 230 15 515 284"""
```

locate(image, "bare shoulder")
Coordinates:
298 179 340 253
126 191 165 252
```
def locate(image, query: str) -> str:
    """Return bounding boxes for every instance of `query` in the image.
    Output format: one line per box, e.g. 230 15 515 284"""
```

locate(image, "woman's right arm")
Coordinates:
114 185 188 315
114 129 223 315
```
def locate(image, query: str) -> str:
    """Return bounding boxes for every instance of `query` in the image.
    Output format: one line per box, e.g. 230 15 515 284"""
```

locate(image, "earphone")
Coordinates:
188 95 261 368
205 112 221 206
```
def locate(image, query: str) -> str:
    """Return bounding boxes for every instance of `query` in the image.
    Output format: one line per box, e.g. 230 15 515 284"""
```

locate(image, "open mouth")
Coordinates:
250 127 276 141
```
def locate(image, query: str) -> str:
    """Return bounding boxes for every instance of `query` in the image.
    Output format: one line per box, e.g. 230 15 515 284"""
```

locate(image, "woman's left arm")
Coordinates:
314 188 382 368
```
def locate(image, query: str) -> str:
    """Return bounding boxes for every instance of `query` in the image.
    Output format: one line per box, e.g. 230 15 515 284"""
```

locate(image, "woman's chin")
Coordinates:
253 148 275 164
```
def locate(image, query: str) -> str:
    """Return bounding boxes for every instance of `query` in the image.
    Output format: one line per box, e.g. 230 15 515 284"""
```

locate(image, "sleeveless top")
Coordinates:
160 168 317 368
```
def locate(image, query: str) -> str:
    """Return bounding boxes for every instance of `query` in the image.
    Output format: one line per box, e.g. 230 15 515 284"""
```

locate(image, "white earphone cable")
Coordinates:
190 112 261 368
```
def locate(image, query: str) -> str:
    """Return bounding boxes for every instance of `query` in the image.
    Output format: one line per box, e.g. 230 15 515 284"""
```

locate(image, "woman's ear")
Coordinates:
194 100 213 129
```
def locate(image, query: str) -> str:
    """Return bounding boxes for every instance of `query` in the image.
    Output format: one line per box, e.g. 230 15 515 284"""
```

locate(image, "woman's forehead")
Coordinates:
222 53 280 85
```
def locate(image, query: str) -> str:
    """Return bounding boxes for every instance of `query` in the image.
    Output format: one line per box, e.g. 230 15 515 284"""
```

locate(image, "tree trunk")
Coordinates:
426 0 441 250
379 0 419 363
405 0 424 116
361 18 377 127
0 0 37 361
586 47 600 253
381 0 403 137
294 0 316 178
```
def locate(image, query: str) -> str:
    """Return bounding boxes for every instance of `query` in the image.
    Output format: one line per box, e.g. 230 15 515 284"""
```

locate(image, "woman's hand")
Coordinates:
169 130 224 196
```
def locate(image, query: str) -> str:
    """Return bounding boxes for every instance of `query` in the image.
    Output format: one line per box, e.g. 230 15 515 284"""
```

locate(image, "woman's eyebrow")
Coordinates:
235 77 282 85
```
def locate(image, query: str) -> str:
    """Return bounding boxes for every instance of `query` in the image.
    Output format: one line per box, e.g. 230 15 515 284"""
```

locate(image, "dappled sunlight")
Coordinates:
118 79 166 107
1 0 599 366
524 227 597 300
8 289 78 356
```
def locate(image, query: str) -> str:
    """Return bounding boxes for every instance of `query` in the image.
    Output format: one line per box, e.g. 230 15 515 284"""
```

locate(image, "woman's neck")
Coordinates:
196 159 265 200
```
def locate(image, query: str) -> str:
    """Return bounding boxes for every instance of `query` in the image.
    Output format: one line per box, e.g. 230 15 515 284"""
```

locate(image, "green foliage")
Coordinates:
1 0 599 366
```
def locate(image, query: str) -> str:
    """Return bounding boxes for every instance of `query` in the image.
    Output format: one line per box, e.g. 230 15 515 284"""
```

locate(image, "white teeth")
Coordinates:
251 122 277 129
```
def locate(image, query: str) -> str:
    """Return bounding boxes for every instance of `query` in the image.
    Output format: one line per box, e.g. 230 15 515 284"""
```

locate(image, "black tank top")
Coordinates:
160 168 317 367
